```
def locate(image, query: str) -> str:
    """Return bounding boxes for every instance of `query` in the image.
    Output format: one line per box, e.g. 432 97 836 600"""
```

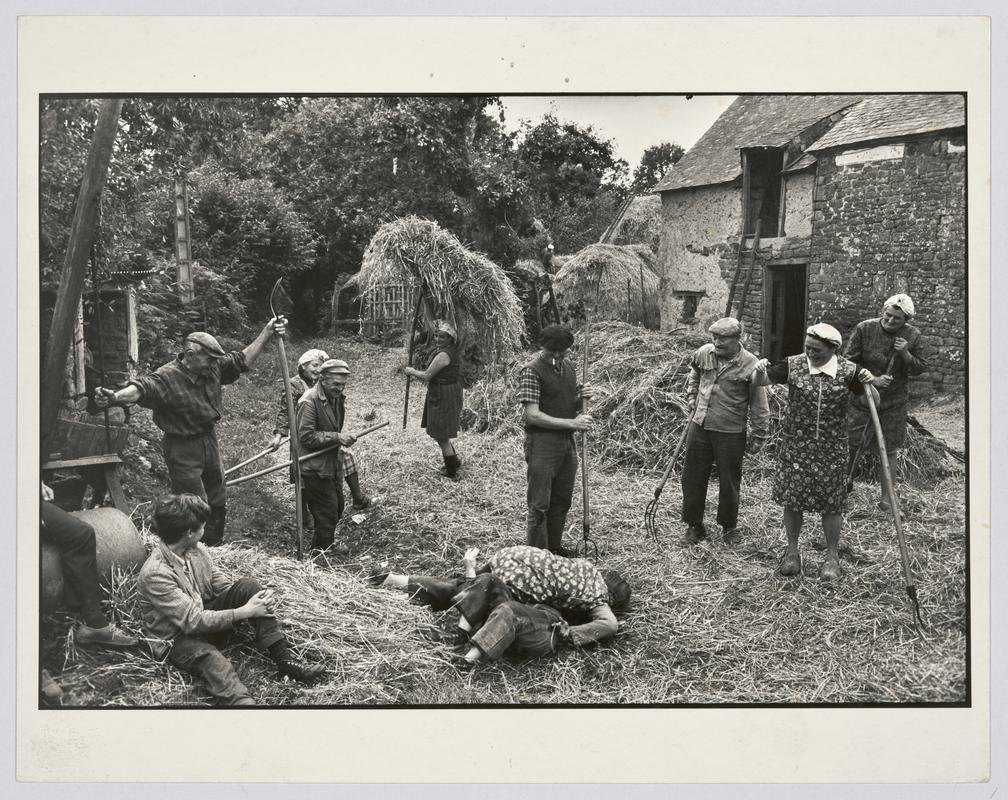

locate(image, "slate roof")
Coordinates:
806 93 965 151
653 95 863 193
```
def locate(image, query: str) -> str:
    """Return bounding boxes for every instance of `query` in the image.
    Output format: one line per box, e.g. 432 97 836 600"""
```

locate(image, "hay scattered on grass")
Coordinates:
358 216 526 366
553 244 661 329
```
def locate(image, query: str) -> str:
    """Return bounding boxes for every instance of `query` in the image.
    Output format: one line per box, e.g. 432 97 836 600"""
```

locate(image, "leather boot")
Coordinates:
440 454 461 480
204 505 226 546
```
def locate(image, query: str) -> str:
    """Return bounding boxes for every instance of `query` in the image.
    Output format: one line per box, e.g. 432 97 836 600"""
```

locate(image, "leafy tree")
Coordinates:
632 141 685 191
515 115 629 252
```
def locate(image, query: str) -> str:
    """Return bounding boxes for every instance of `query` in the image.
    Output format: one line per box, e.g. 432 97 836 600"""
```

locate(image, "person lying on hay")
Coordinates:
138 494 325 706
753 324 879 582
94 318 287 546
518 324 595 556
401 319 464 480
296 358 359 556
681 318 769 547
372 545 630 647
270 347 373 517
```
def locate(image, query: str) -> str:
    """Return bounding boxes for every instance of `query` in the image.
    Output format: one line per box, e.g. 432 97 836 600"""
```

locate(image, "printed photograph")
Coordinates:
36 92 967 708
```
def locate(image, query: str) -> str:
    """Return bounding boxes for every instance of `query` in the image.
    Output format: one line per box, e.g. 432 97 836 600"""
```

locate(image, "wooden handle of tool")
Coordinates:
224 438 290 477
225 420 390 487
653 422 690 498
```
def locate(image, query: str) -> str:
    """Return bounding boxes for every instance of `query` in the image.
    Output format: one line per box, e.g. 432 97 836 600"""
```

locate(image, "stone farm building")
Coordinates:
653 93 966 393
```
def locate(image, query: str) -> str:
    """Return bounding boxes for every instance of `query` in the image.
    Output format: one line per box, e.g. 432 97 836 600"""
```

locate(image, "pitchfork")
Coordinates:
575 314 599 561
644 422 690 543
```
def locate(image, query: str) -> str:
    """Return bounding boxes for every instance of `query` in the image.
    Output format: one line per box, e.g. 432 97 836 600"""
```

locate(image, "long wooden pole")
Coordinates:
276 335 303 560
41 99 123 457
864 387 925 634
226 421 390 487
403 284 424 429
580 314 592 548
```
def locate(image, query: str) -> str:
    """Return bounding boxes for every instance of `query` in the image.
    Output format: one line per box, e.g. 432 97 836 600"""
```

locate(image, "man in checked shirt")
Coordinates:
95 317 286 546
681 317 769 547
516 325 594 556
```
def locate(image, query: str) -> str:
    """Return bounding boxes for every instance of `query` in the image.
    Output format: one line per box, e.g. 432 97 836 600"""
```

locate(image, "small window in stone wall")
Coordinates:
676 292 703 322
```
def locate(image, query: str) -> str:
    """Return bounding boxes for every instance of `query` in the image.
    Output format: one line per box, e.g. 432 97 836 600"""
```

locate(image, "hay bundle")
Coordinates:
358 216 526 366
610 194 662 253
552 243 661 330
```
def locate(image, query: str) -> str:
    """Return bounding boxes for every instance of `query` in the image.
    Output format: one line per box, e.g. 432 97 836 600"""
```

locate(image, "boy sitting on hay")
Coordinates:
138 494 325 706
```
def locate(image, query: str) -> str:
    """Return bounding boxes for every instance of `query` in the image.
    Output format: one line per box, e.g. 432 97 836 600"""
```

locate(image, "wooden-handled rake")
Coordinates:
644 423 690 544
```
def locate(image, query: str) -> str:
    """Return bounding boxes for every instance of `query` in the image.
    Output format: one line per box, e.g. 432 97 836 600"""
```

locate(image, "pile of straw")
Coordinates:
358 216 526 366
43 543 464 707
610 194 662 253
552 244 661 330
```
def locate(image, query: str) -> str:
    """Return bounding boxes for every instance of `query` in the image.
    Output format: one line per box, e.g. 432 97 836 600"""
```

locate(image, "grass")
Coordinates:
41 328 968 707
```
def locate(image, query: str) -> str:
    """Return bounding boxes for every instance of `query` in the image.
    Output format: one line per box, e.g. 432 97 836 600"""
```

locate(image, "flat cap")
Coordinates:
319 358 351 375
708 318 743 337
539 324 574 351
184 332 227 358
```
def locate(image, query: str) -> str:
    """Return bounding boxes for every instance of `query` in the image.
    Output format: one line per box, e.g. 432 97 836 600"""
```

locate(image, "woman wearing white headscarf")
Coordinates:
269 347 371 511
844 293 927 511
754 324 878 581
402 319 464 479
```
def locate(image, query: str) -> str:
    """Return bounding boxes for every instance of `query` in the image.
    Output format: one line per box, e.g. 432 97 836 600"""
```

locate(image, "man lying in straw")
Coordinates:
372 545 630 648
518 324 595 556
138 494 325 706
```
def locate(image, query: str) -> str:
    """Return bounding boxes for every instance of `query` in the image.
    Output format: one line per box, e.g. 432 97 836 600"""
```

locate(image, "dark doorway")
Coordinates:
742 148 784 236
763 263 808 362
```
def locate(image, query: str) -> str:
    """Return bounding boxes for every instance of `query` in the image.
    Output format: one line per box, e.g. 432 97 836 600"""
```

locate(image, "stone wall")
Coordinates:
782 171 815 238
656 183 741 329
810 133 966 393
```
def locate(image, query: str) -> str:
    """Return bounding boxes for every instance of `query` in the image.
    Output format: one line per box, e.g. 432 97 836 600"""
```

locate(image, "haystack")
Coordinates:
610 194 662 253
552 244 661 330
358 217 526 365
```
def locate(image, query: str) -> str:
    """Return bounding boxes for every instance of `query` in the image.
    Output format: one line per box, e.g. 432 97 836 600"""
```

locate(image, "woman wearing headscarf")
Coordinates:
844 293 927 511
269 347 371 512
753 324 879 581
402 319 464 479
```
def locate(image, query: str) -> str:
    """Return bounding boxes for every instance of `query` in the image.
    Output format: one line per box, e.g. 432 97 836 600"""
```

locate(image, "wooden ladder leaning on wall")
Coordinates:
723 217 762 322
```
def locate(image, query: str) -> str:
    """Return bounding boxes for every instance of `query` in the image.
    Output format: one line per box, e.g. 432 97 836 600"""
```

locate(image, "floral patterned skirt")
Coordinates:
772 431 849 514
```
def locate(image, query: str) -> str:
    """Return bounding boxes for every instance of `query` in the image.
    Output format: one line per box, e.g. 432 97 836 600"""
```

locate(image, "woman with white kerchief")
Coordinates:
753 324 878 582
844 294 927 511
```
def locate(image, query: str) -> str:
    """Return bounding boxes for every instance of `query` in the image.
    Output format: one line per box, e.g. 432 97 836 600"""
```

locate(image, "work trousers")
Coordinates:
40 502 107 629
162 431 227 545
680 423 747 529
524 431 578 552
167 577 285 706
302 474 344 550
469 601 563 661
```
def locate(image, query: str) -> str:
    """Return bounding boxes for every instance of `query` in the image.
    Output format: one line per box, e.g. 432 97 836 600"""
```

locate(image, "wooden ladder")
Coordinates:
724 219 761 320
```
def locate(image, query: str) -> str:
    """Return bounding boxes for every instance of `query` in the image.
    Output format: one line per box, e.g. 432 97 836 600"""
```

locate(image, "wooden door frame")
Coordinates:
762 259 809 360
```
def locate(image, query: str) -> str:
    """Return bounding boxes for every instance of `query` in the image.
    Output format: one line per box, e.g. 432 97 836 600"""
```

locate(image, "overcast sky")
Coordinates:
498 94 736 172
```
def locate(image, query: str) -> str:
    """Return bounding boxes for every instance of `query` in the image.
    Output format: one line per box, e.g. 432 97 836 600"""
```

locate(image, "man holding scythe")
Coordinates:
94 316 287 546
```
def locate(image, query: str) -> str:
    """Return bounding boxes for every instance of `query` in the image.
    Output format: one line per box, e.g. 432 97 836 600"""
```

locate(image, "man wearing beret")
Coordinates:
517 324 594 556
94 317 286 546
681 317 769 546
296 358 357 555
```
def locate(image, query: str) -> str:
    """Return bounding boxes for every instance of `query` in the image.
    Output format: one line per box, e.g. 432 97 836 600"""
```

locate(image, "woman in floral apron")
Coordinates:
754 324 878 581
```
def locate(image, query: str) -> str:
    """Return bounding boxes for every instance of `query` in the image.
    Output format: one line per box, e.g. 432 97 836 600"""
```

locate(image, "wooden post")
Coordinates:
41 99 123 458
174 176 195 304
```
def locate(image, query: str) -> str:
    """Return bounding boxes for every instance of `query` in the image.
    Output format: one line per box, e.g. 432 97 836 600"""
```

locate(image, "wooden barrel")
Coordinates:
41 507 147 612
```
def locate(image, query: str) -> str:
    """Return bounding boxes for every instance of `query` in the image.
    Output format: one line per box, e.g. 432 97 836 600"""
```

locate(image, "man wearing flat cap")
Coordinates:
296 358 358 555
94 317 286 546
517 324 594 555
681 317 769 546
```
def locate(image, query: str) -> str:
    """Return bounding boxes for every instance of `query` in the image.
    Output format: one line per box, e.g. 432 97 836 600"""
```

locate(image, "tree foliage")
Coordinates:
632 140 685 191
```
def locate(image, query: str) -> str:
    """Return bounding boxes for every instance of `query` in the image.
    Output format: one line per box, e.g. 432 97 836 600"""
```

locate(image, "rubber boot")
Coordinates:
204 505 227 546
441 454 461 480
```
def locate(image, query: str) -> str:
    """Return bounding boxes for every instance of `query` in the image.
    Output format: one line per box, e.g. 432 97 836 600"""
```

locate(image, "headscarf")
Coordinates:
434 319 457 341
806 323 842 349
298 348 329 367
883 293 915 319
